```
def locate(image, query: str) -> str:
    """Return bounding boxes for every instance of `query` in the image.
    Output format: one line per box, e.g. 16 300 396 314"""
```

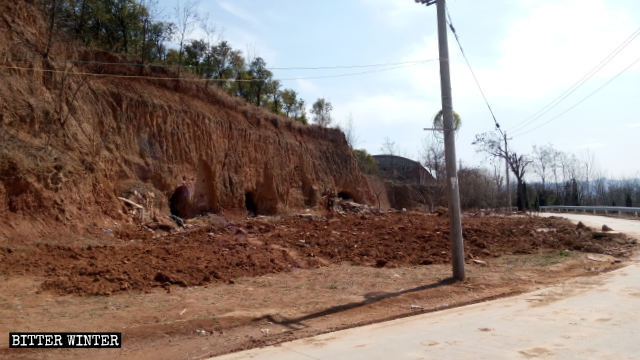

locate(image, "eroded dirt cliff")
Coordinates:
0 1 372 243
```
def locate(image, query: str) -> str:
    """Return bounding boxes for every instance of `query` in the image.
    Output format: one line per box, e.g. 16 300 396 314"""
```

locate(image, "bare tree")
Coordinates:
380 137 398 155
473 132 531 210
532 144 553 190
582 149 596 204
420 136 445 182
592 169 608 205
508 152 532 211
44 0 61 58
174 0 199 77
140 0 164 65
490 157 504 207
549 147 563 198
199 12 219 46
340 113 358 148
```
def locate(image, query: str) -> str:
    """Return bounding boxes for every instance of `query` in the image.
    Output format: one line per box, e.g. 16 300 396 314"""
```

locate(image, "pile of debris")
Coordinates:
329 196 380 216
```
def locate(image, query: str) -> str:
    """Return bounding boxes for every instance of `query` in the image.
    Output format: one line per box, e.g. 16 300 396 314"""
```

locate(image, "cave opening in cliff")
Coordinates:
337 191 354 201
245 192 258 216
169 186 190 218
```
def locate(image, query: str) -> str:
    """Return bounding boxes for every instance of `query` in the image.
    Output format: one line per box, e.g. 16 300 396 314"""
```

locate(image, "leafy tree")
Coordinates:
353 149 379 175
183 39 207 73
229 52 250 100
281 89 299 117
295 105 308 125
209 41 235 88
41 0 310 120
164 48 180 64
247 57 272 106
311 98 333 127
265 79 281 113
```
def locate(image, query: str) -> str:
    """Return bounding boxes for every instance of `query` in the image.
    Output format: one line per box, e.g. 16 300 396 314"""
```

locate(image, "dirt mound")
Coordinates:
0 214 634 296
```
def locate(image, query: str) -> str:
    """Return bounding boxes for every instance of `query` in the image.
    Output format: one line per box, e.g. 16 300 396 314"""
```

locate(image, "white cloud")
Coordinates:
337 94 438 128
359 0 431 28
575 141 606 150
627 122 640 128
333 94 440 158
217 1 259 26
219 25 278 63
294 79 320 97
493 0 638 95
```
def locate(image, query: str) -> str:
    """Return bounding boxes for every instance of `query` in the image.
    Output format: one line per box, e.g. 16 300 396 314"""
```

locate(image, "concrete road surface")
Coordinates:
537 212 640 239
212 214 640 360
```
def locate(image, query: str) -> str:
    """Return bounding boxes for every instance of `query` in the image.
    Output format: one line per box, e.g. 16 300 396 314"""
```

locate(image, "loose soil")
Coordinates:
0 212 637 359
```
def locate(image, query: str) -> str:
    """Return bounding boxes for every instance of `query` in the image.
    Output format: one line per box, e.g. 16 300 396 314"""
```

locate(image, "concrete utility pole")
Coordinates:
417 0 464 281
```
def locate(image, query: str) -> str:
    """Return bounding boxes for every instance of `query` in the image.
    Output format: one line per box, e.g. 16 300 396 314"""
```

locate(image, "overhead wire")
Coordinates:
508 25 640 134
0 60 427 82
2 55 439 72
446 6 504 135
511 52 640 137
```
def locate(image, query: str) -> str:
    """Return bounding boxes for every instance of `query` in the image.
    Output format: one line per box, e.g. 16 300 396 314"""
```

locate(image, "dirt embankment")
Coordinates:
0 2 374 243
0 213 634 296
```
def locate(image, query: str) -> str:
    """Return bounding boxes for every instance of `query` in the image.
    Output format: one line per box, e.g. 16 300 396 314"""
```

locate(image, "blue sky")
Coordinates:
160 0 640 179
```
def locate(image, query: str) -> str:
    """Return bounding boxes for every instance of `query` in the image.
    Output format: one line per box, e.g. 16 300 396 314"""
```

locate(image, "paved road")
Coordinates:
538 212 640 239
213 214 640 360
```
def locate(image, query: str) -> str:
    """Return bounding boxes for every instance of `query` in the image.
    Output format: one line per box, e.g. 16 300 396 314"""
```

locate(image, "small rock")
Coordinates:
260 328 270 335
169 214 184 227
601 224 613 232
195 329 208 336
472 259 487 266
576 221 586 230
410 305 423 310
587 254 612 262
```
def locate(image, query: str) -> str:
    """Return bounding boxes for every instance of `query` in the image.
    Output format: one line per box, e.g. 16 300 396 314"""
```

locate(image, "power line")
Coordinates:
3 55 439 72
512 52 640 137
445 7 503 134
0 61 426 82
445 6 512 213
271 59 439 70
509 25 640 134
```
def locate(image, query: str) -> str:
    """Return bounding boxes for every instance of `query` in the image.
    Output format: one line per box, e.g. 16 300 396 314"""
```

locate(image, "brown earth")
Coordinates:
0 1 373 244
0 213 635 298
1 3 639 360
0 212 637 359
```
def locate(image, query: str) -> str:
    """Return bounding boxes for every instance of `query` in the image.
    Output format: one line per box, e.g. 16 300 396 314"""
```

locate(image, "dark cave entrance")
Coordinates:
337 191 354 201
245 192 258 217
169 185 190 218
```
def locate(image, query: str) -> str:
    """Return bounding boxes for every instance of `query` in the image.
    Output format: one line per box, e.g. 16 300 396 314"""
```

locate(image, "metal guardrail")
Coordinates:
540 205 640 216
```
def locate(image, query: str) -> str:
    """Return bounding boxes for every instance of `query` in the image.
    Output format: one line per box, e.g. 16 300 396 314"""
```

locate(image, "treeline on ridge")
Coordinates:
42 0 308 124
